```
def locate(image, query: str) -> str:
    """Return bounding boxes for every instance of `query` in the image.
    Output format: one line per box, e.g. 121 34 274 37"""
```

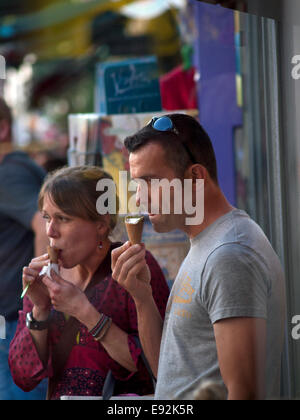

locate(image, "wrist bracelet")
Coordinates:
89 314 112 340
94 317 112 342
89 314 105 336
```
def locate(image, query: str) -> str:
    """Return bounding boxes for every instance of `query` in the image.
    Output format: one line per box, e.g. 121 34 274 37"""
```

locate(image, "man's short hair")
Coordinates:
124 113 218 183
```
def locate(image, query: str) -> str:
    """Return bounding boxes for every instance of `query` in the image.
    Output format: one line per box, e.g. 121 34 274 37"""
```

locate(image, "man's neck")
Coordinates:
183 186 235 239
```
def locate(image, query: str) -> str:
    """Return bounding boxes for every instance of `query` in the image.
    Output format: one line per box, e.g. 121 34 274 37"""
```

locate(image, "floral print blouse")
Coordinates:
8 245 170 400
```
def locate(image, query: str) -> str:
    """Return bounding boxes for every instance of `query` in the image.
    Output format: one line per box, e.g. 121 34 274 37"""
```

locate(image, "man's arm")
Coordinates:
31 211 49 257
133 295 164 378
111 242 163 377
213 317 266 400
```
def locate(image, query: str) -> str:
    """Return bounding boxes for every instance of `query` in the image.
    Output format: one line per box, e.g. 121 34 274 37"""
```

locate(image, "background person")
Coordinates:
111 113 286 400
0 98 49 400
9 166 169 400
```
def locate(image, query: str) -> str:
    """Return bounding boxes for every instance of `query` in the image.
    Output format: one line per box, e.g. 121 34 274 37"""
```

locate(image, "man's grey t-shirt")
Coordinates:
155 210 286 400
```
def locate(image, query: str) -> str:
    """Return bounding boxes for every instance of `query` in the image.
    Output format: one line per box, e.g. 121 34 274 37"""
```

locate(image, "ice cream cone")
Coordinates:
47 246 59 264
125 215 144 245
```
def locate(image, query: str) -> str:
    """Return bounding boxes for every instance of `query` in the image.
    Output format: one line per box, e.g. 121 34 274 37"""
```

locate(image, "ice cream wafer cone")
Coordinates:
125 215 144 245
47 246 59 264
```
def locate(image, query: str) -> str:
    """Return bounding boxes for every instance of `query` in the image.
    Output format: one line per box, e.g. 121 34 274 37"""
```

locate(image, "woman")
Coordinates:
8 166 169 400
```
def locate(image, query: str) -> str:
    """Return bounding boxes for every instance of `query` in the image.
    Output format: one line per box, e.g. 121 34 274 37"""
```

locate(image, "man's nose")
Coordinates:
135 182 151 213
136 184 141 208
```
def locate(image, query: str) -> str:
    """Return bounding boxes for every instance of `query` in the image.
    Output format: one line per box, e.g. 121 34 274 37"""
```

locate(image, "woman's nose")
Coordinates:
46 220 59 238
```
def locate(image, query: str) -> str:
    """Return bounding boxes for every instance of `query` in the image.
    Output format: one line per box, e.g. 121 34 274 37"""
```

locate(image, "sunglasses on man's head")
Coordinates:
149 116 197 164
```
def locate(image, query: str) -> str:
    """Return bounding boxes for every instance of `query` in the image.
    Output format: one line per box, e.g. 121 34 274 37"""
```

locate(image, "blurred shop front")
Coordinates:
0 0 199 290
1 0 300 399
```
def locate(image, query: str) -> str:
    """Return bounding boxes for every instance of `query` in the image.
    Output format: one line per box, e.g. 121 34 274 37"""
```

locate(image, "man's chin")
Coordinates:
149 214 174 233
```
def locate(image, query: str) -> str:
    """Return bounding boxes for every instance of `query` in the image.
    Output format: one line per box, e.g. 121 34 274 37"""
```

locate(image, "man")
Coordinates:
0 98 49 399
111 113 286 400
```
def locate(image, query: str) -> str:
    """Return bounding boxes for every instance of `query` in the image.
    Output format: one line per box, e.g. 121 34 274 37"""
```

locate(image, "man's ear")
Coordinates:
185 164 207 182
0 119 10 143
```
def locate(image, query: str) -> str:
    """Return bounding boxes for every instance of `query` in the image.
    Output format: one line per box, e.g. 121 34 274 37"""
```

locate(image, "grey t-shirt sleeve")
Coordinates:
0 162 40 229
200 243 270 324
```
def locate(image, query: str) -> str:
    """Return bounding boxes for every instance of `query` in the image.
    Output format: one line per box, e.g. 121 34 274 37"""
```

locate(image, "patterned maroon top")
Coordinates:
8 246 169 400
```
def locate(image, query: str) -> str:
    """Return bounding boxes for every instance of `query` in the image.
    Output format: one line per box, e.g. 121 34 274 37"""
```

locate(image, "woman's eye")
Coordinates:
58 216 70 222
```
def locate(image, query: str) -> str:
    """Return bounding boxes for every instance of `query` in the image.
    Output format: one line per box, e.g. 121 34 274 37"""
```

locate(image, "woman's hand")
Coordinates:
22 254 51 311
42 270 91 320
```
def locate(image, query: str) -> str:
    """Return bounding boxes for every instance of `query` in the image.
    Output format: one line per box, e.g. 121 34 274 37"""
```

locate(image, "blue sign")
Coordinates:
95 56 162 115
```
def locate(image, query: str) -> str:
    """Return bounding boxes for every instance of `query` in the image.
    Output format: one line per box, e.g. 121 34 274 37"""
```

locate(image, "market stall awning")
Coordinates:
0 0 136 39
0 0 183 62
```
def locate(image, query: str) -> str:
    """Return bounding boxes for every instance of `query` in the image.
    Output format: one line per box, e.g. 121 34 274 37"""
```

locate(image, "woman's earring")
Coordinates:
98 241 103 250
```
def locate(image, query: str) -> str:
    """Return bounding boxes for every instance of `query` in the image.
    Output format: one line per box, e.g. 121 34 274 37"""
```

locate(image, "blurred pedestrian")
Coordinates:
0 98 49 400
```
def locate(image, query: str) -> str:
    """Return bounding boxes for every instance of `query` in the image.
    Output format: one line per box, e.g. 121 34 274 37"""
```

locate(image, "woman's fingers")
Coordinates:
30 253 49 263
29 258 50 272
22 257 49 290
42 275 59 300
42 273 86 317
22 266 39 286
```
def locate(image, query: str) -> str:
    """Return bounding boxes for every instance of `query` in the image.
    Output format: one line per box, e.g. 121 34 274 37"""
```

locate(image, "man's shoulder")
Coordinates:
190 209 279 274
210 209 270 253
190 210 256 258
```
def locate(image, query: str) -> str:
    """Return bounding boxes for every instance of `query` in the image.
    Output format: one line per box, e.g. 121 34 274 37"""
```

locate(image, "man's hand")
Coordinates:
111 242 152 303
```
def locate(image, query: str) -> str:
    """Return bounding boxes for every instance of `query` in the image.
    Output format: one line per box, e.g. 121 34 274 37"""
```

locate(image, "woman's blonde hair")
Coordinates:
38 166 119 234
